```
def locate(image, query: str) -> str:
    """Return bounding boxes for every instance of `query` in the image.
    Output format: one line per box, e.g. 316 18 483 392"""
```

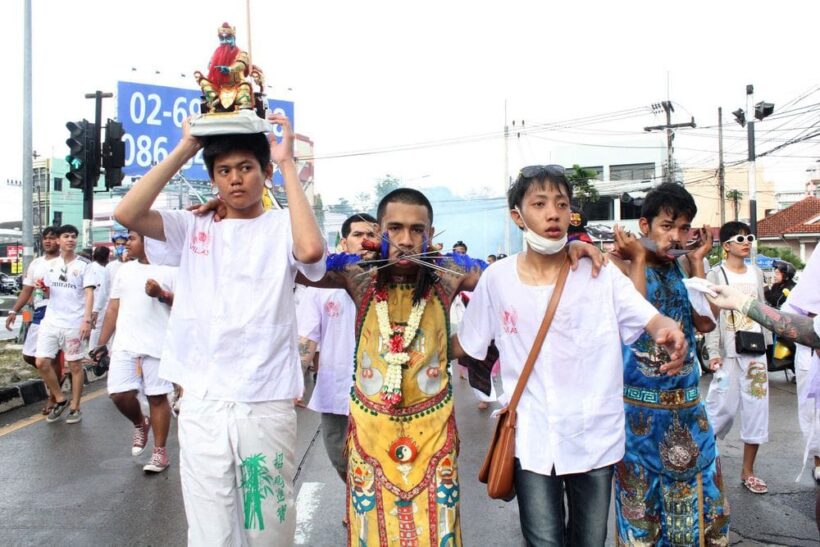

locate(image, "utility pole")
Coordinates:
718 107 726 226
81 91 113 248
644 101 696 184
22 0 33 272
732 85 774 256
746 85 757 242
503 100 510 254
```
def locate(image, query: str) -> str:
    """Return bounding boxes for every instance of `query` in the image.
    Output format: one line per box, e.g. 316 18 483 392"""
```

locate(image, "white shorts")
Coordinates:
107 351 173 396
35 324 87 362
178 396 297 546
22 322 41 358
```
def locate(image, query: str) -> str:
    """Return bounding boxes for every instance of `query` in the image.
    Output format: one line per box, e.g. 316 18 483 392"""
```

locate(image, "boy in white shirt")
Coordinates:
35 224 96 424
705 221 772 494
88 246 111 350
297 213 378 486
5 227 63 412
91 231 177 474
452 165 687 546
113 112 325 546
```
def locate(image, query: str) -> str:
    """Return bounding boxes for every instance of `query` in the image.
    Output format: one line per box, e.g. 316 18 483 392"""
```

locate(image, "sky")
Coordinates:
3 0 820 223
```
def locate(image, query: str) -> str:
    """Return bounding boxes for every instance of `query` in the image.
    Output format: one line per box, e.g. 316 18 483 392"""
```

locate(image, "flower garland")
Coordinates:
374 286 430 407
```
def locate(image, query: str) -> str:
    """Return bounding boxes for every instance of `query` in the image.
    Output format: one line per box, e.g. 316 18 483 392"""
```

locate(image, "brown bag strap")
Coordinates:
506 256 571 412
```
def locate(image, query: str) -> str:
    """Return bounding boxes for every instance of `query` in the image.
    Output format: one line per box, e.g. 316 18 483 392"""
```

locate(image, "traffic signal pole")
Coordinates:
22 0 33 273
82 91 113 248
745 85 758 239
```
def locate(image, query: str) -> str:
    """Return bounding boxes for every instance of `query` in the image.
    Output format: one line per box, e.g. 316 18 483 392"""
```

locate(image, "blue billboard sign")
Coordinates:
117 81 294 182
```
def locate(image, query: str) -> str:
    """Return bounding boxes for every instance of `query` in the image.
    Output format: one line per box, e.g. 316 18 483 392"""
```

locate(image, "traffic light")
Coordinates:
102 119 125 188
65 120 97 189
754 101 774 121
732 109 746 128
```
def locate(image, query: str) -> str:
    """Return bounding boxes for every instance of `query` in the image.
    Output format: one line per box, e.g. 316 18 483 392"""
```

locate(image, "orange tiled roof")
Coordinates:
757 196 820 238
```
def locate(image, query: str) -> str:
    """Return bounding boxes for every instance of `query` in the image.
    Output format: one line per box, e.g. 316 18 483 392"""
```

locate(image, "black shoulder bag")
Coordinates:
720 266 766 354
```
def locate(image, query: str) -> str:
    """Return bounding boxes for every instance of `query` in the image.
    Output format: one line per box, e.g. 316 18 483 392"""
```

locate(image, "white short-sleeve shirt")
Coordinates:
109 260 177 358
458 254 658 476
23 255 57 310
89 261 109 314
41 256 96 329
297 287 356 415
145 209 326 402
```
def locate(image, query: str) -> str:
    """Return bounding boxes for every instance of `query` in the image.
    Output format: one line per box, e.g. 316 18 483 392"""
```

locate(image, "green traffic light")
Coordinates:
65 156 82 170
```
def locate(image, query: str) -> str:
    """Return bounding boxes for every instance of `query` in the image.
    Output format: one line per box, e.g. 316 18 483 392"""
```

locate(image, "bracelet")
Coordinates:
739 297 754 316
8 310 17 315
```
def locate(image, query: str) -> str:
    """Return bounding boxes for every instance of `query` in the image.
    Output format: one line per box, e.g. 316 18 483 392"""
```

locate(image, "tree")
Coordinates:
328 197 354 216
313 193 326 233
726 189 743 221
566 164 600 209
353 191 373 214
759 246 805 270
374 174 401 204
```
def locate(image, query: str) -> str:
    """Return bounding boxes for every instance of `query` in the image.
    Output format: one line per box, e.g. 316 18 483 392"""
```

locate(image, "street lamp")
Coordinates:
733 84 774 245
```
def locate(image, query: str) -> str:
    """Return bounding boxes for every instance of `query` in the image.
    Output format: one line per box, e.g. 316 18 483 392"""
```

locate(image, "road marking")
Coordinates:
0 388 107 438
294 481 324 545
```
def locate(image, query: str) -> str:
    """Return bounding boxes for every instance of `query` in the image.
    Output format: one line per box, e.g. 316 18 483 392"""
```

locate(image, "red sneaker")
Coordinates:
131 417 150 456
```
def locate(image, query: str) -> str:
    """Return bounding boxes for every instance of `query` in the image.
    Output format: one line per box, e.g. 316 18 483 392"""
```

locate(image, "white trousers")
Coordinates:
795 345 820 459
178 396 297 547
705 354 769 444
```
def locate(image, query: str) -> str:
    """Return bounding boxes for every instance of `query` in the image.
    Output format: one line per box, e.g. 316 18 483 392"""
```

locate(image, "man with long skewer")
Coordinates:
308 187 605 546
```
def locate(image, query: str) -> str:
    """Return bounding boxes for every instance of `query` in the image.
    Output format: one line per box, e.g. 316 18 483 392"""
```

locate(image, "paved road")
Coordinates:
0 370 817 545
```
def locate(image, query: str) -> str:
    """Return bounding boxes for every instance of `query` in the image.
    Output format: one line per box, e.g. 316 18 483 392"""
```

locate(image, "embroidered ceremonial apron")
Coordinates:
347 283 461 547
617 263 728 544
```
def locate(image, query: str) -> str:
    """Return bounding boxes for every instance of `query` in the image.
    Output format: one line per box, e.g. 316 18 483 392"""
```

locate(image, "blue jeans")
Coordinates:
514 459 613 547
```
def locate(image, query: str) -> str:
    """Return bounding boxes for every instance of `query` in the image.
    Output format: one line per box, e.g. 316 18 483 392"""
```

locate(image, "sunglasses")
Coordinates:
519 164 565 179
59 267 67 282
725 234 755 244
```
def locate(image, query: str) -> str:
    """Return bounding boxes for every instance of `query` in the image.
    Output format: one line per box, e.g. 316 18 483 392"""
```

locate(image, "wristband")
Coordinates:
8 310 17 315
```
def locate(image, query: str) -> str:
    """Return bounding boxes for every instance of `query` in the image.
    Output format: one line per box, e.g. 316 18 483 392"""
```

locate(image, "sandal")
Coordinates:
742 475 768 494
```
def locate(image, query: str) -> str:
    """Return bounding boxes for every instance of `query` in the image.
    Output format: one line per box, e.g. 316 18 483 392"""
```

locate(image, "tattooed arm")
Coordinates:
295 257 373 308
298 336 318 371
744 300 820 348
708 284 820 348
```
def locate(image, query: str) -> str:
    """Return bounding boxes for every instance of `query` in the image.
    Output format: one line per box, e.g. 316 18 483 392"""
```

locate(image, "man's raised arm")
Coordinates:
270 113 324 264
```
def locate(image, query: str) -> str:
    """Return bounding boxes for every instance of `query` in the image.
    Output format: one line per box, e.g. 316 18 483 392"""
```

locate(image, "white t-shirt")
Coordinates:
106 260 124 287
89 262 109 314
297 287 356 415
458 255 658 476
23 255 58 310
716 265 762 358
145 209 326 402
110 260 177 358
41 255 96 329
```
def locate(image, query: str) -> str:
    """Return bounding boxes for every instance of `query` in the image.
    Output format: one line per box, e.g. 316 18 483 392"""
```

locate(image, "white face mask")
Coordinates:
515 207 568 255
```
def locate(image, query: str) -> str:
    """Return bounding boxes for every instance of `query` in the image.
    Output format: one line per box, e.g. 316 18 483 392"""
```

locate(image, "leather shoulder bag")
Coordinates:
478 257 571 500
